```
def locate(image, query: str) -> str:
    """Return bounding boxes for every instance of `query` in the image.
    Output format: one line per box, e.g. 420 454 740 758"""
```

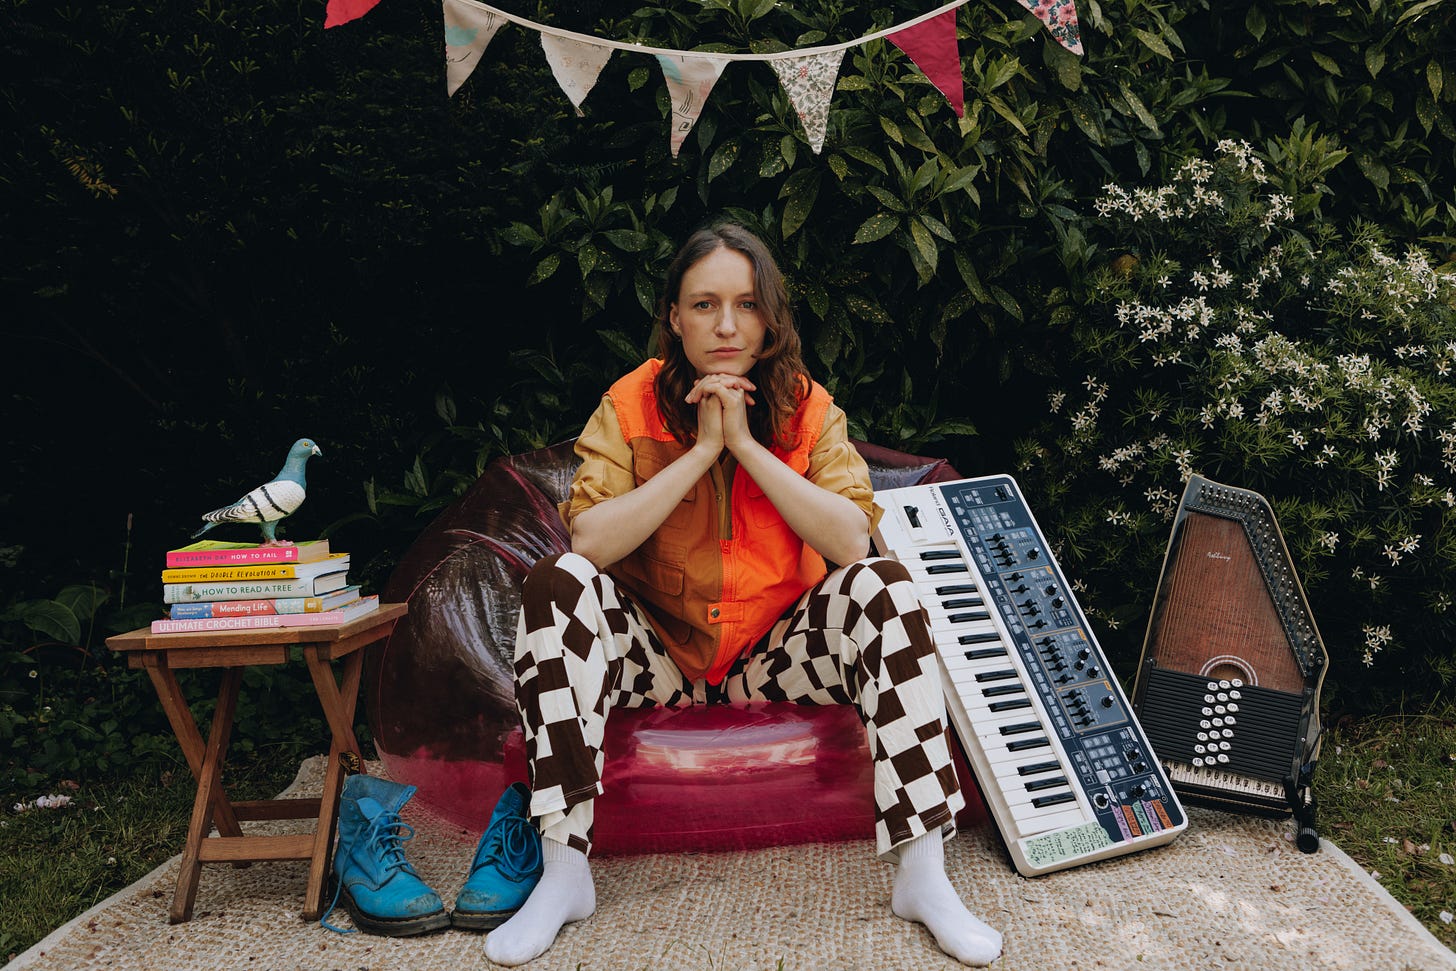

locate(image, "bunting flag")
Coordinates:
770 50 845 155
888 10 964 117
657 55 730 158
324 0 382 29
329 0 1085 153
443 0 507 97
1018 0 1083 56
540 34 614 116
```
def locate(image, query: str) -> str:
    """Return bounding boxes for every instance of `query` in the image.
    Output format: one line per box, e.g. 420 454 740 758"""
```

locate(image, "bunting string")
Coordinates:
443 0 977 61
341 0 1083 155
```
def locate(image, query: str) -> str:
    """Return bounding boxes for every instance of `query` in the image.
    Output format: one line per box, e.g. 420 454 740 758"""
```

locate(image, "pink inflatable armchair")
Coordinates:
369 438 986 852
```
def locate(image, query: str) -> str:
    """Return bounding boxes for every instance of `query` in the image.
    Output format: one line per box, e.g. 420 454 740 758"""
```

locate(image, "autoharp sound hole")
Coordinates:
1199 654 1257 686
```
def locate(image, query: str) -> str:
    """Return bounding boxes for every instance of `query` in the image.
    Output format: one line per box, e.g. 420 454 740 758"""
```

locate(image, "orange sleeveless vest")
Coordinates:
606 359 831 684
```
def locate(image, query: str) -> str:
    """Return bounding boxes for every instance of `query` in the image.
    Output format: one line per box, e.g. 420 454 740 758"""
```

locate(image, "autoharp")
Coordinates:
1131 474 1328 851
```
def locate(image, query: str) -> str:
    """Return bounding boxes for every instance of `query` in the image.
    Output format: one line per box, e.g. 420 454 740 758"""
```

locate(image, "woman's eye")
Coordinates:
695 300 713 310
740 301 757 310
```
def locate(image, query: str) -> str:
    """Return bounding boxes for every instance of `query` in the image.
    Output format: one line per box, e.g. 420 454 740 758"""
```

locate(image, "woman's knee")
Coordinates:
836 556 913 597
519 552 605 630
522 551 599 596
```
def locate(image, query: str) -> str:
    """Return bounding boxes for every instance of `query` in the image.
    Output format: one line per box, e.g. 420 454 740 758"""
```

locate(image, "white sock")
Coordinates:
890 831 1003 966
483 838 595 967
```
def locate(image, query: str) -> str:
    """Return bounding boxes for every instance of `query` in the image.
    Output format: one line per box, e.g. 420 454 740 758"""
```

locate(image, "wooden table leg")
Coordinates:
142 659 243 838
170 667 243 924
300 646 366 919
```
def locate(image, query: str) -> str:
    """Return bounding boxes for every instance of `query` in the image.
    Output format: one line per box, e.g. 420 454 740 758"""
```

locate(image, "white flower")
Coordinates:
12 794 73 813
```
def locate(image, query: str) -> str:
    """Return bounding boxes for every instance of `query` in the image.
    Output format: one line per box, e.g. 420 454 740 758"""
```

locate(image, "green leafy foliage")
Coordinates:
1015 143 1456 708
3 0 1455 722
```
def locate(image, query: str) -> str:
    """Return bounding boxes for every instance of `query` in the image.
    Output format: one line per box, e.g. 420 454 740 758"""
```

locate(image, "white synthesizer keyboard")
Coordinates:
872 475 1187 876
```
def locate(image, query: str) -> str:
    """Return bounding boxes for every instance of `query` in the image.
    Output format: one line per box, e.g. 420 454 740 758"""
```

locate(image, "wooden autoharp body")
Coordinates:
1132 474 1328 852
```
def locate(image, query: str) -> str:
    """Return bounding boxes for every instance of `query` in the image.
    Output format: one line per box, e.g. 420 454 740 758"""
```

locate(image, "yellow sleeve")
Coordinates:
805 402 883 533
559 397 636 530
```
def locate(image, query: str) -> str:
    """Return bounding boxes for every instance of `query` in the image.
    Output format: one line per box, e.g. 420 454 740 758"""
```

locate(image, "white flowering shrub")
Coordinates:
1016 141 1456 706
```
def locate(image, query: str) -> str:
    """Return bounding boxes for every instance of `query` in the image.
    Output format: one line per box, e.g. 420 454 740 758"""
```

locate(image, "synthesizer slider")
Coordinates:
872 475 1187 876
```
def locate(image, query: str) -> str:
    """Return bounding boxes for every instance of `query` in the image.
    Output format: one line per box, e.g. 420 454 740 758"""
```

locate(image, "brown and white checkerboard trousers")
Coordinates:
514 552 964 861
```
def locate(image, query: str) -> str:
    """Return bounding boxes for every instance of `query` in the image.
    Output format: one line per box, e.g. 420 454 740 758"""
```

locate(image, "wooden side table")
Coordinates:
106 603 407 924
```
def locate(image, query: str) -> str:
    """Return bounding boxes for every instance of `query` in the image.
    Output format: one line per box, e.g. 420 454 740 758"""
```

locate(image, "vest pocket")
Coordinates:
743 476 793 531
615 542 686 596
612 544 692 646
633 448 696 531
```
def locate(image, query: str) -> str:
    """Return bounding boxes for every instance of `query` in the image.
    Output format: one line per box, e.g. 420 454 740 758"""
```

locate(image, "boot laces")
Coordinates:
367 809 422 877
472 811 542 881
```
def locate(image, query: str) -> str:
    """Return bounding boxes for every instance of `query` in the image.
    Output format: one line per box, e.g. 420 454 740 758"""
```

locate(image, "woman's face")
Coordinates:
669 245 767 378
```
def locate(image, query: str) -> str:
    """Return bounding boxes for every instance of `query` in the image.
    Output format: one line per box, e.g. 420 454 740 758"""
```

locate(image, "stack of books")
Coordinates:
150 539 379 633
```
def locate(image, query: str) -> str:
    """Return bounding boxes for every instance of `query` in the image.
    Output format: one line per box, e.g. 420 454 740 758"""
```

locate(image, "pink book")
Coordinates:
149 596 378 633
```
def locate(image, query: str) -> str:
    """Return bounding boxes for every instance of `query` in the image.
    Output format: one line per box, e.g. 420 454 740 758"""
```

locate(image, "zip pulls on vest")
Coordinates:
711 461 731 539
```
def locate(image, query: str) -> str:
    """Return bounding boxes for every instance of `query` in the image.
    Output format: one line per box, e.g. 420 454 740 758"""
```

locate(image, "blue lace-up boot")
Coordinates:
326 775 450 937
451 782 544 930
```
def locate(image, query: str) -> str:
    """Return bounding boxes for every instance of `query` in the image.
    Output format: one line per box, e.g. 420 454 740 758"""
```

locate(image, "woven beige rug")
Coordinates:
12 757 1454 971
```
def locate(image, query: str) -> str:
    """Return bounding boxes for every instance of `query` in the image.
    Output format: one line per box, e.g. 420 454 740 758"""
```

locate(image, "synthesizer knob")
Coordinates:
1028 548 1040 560
1077 648 1091 660
1051 597 1065 609
1101 696 1114 708
1087 666 1100 677
1131 784 1146 798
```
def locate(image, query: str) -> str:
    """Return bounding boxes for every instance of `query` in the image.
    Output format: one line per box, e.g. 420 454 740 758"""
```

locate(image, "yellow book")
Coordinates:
161 553 349 584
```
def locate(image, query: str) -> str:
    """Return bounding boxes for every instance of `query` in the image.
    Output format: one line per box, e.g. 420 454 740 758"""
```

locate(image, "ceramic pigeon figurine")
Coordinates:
192 438 323 545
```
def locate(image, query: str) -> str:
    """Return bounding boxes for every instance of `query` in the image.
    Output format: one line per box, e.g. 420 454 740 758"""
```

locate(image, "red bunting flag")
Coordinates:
887 9 964 117
324 0 382 29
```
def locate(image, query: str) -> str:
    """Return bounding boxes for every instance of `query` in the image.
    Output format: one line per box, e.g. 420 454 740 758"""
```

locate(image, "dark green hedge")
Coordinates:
2 0 1453 714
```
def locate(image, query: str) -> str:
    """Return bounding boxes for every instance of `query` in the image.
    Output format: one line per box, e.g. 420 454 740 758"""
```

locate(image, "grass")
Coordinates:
1315 706 1456 951
0 748 306 965
1 710 1453 966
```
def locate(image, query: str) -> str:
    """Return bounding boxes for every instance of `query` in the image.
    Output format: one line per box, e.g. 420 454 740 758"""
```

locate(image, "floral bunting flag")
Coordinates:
888 10 964 117
540 33 614 116
656 54 729 158
443 0 507 97
769 50 845 155
1017 0 1083 55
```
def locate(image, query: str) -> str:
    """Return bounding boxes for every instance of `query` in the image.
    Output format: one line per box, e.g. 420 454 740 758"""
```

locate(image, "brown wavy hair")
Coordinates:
654 223 810 450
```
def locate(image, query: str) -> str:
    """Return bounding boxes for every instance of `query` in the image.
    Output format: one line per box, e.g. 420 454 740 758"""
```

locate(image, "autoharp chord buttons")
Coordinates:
1192 677 1243 767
